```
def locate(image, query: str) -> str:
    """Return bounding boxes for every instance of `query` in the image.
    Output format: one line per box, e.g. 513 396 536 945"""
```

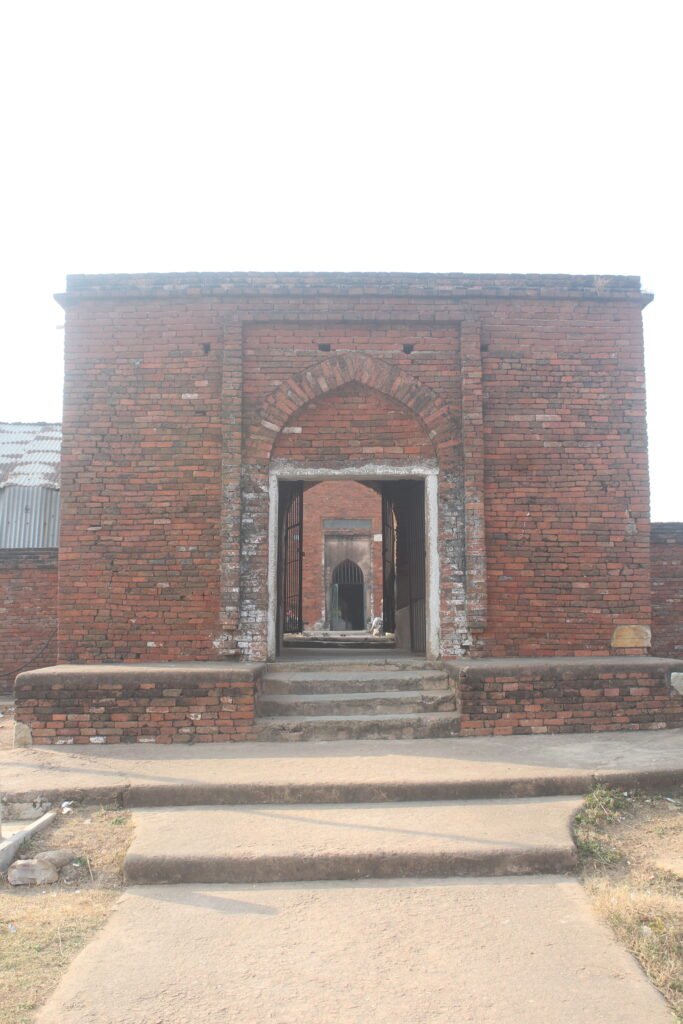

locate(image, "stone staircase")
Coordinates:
254 657 459 741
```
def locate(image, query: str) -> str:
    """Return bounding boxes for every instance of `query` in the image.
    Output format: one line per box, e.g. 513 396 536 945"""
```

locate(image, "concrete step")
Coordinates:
284 637 396 650
267 658 434 673
123 796 582 884
262 669 450 694
258 690 456 717
253 711 461 741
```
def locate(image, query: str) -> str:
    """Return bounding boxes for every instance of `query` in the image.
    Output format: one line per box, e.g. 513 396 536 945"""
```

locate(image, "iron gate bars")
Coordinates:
281 482 304 634
381 488 396 634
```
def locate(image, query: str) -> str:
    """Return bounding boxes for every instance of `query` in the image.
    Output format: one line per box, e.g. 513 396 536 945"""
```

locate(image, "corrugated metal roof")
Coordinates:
0 485 61 547
0 423 61 489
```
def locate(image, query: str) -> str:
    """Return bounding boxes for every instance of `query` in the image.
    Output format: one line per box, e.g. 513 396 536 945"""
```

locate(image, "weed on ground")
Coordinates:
575 784 683 1022
0 806 133 1024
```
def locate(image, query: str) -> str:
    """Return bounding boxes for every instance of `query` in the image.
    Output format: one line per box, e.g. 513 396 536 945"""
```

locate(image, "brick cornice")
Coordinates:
55 271 652 307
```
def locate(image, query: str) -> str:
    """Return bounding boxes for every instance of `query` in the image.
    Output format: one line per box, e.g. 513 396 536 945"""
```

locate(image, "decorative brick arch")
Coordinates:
254 353 455 462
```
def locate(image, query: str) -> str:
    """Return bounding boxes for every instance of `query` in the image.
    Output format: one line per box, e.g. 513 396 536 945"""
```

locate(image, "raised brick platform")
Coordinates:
14 663 263 745
13 656 683 745
450 657 683 736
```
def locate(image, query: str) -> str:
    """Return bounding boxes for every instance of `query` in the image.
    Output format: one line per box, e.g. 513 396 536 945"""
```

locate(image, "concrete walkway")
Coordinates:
36 877 673 1024
3 731 683 811
13 731 681 1022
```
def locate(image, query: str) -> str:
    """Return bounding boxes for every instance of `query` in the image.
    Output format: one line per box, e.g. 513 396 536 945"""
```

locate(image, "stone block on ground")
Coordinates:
36 849 78 870
8 858 59 885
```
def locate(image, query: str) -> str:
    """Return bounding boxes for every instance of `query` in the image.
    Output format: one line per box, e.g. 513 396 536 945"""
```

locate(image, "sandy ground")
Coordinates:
577 787 683 1020
0 807 132 1024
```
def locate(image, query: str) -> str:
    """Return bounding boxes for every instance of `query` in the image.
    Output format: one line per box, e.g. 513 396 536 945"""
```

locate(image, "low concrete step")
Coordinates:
284 636 396 649
254 711 461 741
124 796 582 884
262 670 450 694
267 658 434 673
258 690 456 717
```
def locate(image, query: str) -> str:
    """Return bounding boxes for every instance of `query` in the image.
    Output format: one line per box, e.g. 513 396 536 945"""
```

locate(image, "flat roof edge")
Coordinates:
55 271 651 308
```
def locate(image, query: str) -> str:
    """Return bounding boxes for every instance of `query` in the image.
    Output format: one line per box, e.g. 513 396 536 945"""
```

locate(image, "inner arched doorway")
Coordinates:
267 373 439 658
273 472 432 656
330 559 365 630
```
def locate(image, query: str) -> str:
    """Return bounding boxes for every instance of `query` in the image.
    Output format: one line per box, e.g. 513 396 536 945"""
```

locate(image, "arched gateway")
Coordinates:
237 354 465 661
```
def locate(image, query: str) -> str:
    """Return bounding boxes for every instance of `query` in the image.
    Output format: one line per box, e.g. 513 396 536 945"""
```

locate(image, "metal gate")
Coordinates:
385 480 426 653
404 482 426 654
381 489 396 634
278 481 304 640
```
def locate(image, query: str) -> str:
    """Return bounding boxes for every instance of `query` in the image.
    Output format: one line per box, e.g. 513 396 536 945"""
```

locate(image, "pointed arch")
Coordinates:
253 353 456 462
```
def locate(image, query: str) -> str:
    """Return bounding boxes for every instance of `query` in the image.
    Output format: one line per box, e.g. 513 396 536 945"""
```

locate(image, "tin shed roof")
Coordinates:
0 423 62 488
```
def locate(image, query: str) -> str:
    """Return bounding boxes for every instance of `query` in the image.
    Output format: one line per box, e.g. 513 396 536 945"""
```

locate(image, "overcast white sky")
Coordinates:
1 1 681 519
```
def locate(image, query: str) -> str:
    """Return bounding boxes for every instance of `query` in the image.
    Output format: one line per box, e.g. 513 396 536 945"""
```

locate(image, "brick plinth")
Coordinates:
451 657 683 736
651 523 683 660
0 550 58 693
14 664 262 745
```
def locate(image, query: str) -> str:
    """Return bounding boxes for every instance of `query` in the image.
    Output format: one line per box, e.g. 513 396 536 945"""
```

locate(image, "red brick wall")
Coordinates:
651 523 683 659
477 300 650 656
55 274 652 664
301 480 382 628
0 550 58 693
58 299 224 663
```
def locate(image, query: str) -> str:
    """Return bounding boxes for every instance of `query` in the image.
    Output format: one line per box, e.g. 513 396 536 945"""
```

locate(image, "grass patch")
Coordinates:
575 784 683 1022
0 806 133 1024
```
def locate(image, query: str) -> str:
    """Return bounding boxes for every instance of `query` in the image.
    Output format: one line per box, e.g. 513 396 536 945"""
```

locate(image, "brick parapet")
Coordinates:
14 663 261 745
0 549 58 693
651 523 683 659
449 657 683 736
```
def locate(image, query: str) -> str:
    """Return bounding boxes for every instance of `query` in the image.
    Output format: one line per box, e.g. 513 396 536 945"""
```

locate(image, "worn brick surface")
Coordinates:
0 550 58 693
651 523 683 659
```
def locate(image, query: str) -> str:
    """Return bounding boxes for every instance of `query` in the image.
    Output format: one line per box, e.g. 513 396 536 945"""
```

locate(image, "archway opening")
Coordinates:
274 475 429 656
269 377 436 657
330 559 365 630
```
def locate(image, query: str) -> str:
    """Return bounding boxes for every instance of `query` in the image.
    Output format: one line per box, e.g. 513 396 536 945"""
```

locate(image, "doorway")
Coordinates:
270 470 436 658
330 559 365 630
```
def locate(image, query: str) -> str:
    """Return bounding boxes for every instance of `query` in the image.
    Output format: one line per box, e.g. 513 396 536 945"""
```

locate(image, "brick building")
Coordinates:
12 273 683 744
0 423 60 693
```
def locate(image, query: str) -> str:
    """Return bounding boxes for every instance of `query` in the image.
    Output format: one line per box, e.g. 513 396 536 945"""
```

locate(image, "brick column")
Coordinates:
218 313 244 654
460 320 487 632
